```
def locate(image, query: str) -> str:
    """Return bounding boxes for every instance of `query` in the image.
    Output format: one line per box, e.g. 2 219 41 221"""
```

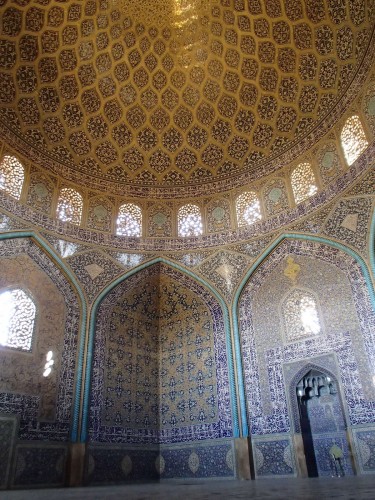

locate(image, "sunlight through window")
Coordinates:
0 289 35 351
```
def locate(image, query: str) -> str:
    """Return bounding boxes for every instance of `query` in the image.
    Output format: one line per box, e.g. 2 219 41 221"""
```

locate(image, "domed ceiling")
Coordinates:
0 0 373 198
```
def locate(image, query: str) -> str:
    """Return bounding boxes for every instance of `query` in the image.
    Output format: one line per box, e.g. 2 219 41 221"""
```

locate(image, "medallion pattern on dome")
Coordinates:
87 197 114 233
147 203 172 237
0 0 372 197
315 141 343 186
26 171 55 215
206 198 231 234
262 178 289 216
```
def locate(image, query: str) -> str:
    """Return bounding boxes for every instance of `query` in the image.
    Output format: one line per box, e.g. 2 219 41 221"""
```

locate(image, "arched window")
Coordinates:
56 187 83 225
178 204 203 237
117 203 142 237
0 155 24 199
0 289 36 351
341 115 368 165
282 288 321 342
236 191 262 227
291 163 318 204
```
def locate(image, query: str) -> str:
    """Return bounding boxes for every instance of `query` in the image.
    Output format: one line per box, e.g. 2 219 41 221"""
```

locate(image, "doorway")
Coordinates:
296 369 353 476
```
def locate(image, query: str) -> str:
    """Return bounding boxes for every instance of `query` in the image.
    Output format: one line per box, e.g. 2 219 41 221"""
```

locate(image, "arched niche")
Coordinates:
88 261 233 446
290 363 354 477
0 235 82 440
236 237 375 475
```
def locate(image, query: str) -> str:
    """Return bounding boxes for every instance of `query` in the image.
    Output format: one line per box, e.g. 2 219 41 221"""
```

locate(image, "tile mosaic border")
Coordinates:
10 443 68 488
0 147 373 251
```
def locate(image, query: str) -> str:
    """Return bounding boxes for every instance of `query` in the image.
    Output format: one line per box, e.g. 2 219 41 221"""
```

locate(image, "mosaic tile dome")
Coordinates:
0 0 373 198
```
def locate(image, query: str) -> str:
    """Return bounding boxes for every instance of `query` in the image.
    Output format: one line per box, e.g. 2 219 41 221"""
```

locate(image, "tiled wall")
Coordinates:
252 436 295 477
239 238 375 477
0 166 373 486
0 238 81 442
90 263 232 445
86 439 236 484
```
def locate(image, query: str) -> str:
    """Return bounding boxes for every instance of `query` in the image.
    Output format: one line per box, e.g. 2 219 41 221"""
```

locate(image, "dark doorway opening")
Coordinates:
296 369 353 477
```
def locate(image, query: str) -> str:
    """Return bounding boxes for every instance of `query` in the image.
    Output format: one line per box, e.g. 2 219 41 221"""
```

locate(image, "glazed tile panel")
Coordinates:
253 437 295 477
89 262 232 444
11 444 68 488
0 238 80 442
239 239 375 437
353 427 375 473
86 439 235 484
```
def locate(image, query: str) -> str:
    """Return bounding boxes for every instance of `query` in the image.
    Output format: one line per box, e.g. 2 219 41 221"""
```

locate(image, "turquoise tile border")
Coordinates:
80 257 239 442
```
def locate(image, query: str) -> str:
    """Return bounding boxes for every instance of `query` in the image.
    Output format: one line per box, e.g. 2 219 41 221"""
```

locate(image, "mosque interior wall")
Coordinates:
0 0 374 491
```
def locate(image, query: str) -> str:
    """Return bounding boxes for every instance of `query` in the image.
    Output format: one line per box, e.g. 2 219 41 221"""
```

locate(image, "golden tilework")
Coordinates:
98 268 218 433
0 0 372 198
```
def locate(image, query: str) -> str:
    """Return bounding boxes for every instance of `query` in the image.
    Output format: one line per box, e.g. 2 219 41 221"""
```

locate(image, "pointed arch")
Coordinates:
0 231 87 442
80 257 239 442
232 232 375 436
288 361 341 434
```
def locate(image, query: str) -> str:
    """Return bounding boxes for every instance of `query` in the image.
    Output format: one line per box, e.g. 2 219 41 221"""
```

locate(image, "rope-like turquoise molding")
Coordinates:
232 232 375 437
0 231 87 442
80 257 240 442
370 208 375 284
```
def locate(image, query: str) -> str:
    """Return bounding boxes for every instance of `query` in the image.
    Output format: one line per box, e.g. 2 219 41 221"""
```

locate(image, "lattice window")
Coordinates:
0 289 36 351
291 163 318 204
0 155 24 199
236 191 262 227
178 204 203 237
56 188 83 225
283 289 321 342
341 115 368 165
117 203 142 236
